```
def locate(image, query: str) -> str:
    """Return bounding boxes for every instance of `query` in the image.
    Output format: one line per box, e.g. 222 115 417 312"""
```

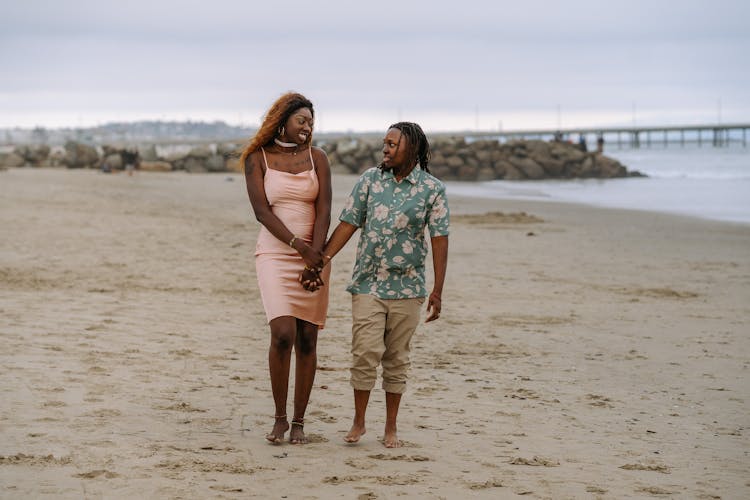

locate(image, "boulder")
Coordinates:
595 154 627 178
503 163 525 180
183 157 207 173
0 152 25 168
476 167 496 182
457 165 478 180
139 144 159 161
508 156 545 179
62 141 99 168
205 154 226 172
102 153 123 170
14 145 50 166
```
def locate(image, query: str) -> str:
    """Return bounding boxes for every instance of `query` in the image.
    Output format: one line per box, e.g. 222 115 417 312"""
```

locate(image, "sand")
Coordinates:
1 167 748 499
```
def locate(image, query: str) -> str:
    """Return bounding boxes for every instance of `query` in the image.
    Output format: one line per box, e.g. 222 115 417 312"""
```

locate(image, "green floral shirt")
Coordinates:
339 166 450 299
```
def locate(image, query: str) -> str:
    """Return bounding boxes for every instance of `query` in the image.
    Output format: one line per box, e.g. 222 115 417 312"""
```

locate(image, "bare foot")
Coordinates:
383 426 401 448
344 423 366 443
289 421 307 445
266 417 289 445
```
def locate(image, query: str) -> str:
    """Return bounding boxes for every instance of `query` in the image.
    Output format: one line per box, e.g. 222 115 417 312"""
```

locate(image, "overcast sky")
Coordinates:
1 0 748 132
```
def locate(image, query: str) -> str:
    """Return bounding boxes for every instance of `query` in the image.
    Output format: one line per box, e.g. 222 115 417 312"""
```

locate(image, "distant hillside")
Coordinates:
0 121 257 145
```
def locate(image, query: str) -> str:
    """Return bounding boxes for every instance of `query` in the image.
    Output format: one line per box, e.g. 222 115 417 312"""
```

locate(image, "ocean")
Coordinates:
445 146 750 225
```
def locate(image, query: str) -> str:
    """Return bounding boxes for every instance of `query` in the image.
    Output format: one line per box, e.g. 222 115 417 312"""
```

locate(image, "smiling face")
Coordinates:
281 107 314 144
382 128 410 170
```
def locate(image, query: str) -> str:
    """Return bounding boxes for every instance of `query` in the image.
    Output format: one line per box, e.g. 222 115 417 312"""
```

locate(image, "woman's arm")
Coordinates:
244 152 323 267
311 147 332 254
425 235 448 322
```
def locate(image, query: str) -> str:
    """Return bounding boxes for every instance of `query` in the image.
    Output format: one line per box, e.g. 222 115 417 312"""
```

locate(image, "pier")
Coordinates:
450 123 749 149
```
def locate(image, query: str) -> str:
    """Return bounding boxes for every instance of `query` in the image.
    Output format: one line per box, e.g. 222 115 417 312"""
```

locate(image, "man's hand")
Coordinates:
299 267 324 292
425 291 442 322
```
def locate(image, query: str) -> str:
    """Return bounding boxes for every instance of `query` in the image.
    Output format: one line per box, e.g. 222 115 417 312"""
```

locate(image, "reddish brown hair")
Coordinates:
240 92 314 166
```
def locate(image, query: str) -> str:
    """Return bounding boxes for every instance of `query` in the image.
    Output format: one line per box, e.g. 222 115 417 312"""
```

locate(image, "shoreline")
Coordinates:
444 177 750 227
3 166 749 226
1 168 748 498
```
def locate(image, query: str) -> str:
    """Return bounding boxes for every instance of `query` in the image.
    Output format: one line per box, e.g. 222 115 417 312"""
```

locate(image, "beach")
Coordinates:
1 167 748 498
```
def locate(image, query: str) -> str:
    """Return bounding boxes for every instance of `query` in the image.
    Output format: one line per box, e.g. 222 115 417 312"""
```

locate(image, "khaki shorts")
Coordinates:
350 294 424 394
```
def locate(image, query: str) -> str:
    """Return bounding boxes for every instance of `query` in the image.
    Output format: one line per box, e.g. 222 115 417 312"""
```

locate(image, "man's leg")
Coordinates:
380 298 423 448
346 294 386 443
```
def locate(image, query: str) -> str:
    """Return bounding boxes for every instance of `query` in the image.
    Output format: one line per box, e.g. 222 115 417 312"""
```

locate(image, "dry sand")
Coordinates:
1 167 748 499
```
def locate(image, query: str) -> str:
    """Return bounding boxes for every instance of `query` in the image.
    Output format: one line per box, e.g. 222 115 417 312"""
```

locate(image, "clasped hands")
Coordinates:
297 245 327 292
299 265 324 292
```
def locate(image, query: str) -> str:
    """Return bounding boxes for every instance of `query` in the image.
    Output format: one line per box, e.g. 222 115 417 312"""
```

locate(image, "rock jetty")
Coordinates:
320 137 643 180
0 137 643 180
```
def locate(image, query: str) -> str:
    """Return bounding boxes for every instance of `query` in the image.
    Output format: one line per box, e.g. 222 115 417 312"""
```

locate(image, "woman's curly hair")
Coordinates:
240 92 314 166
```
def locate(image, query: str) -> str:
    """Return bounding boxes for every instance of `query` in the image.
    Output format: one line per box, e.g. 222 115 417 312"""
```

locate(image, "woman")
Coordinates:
307 122 449 448
241 92 331 444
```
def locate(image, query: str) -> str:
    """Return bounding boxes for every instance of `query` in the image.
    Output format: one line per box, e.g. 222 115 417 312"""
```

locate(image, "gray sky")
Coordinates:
1 0 748 131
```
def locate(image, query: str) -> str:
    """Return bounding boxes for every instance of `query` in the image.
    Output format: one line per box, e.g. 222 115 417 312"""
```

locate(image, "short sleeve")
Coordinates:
339 170 372 227
427 184 450 237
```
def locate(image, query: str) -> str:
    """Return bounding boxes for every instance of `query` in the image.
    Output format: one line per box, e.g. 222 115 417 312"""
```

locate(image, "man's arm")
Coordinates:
426 235 448 322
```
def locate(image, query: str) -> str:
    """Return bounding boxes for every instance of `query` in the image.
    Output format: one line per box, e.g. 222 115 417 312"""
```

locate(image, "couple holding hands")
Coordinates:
241 92 449 448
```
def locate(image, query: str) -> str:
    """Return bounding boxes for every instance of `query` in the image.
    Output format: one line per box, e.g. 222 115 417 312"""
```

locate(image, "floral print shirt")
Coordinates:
339 166 450 299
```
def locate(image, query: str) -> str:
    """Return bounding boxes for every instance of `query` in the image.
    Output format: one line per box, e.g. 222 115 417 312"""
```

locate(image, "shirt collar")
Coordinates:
382 165 421 185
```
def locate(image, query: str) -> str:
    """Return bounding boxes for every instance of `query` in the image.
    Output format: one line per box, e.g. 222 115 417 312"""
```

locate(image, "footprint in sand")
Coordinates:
637 486 673 495
585 394 615 408
157 402 206 413
42 401 66 408
620 462 670 473
209 485 244 493
323 474 420 486
0 454 71 466
467 479 504 490
367 453 431 462
74 470 119 479
509 456 560 467
586 486 607 493
344 457 376 470
305 433 329 443
308 410 337 423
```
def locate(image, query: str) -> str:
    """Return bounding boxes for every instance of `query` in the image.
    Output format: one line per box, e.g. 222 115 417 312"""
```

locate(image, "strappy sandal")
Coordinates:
289 418 307 445
265 414 288 444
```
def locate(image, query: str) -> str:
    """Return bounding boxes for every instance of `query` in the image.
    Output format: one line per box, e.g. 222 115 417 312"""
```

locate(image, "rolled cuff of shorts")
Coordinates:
382 380 407 394
350 378 377 391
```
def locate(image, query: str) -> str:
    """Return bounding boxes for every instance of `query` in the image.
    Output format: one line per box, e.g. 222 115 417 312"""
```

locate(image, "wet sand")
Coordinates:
1 168 748 498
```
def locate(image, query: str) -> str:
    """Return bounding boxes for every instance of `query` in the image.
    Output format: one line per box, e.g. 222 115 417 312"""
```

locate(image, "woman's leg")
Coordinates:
266 316 297 443
290 319 319 444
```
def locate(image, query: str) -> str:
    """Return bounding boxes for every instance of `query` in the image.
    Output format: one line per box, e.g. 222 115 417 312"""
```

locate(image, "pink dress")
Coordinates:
254 147 331 328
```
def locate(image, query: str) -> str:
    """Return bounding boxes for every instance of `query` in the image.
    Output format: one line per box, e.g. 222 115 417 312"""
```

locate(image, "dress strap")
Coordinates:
260 147 269 173
309 146 315 172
